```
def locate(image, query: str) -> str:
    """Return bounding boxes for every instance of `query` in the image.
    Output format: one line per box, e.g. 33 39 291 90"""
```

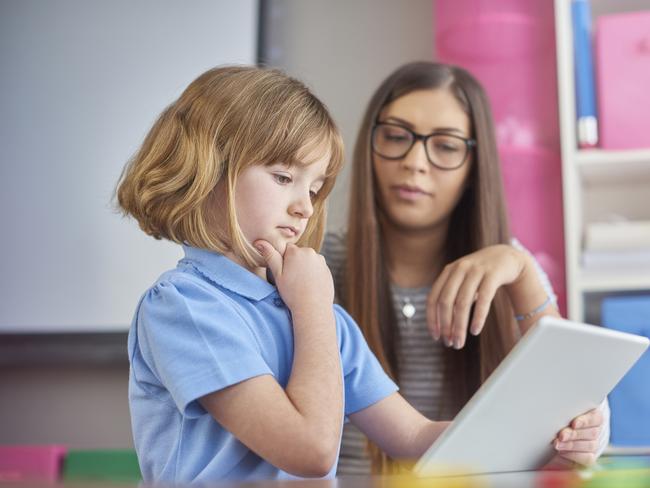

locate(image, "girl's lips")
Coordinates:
277 226 298 238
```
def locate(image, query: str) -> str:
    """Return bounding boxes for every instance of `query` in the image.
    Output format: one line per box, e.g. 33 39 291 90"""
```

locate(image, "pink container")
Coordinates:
436 1 560 149
0 445 67 482
596 10 650 150
435 0 566 313
500 147 566 313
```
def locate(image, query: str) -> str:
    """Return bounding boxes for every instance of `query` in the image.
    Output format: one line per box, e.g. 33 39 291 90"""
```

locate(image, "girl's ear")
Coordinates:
205 181 230 236
208 179 226 211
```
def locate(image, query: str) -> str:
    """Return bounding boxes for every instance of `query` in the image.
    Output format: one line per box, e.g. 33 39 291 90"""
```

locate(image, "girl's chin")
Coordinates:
274 240 288 256
251 237 287 258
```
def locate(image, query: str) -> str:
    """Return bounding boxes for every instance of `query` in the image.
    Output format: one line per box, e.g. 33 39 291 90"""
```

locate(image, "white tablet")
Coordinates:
414 316 649 477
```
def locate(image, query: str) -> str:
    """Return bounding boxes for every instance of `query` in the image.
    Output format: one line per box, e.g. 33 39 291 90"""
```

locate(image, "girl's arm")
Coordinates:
200 242 343 478
349 392 448 461
351 392 607 469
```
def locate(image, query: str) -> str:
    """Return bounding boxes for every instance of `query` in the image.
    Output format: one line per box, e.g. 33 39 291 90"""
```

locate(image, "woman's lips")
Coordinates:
391 184 431 201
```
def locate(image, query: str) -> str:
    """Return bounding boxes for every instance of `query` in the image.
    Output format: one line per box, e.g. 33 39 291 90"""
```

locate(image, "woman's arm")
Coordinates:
426 244 558 349
200 242 343 478
505 249 560 335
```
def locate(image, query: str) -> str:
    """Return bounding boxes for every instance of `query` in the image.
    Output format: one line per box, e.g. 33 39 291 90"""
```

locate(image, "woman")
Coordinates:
323 62 608 475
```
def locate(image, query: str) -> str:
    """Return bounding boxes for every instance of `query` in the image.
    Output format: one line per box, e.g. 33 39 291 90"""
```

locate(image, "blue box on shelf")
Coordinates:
601 295 650 446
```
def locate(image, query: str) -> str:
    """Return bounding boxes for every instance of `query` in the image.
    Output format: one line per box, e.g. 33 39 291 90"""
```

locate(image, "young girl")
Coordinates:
323 61 609 475
116 65 453 483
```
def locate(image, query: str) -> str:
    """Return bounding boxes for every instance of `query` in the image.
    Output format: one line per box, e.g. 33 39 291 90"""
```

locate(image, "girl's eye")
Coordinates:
309 190 318 200
273 173 292 185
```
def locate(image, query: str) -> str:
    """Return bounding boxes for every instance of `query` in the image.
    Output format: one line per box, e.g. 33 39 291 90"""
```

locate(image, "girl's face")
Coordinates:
372 88 473 232
234 144 330 258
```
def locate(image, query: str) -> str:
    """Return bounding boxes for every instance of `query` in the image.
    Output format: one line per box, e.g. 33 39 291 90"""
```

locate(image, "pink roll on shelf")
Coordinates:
0 444 67 482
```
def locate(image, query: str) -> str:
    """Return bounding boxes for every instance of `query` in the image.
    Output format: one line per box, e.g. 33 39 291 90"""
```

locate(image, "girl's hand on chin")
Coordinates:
426 244 529 349
254 240 334 315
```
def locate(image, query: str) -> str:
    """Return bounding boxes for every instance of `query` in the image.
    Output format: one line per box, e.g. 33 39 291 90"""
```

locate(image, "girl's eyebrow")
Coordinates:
267 162 292 171
384 116 465 136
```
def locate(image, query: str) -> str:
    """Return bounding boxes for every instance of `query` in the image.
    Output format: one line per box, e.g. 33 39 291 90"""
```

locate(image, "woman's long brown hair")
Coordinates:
343 62 518 472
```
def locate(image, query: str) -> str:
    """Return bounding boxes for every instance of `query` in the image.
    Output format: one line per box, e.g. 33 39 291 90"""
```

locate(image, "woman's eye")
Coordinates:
273 174 292 184
435 142 461 153
384 132 409 143
386 134 408 142
309 190 318 200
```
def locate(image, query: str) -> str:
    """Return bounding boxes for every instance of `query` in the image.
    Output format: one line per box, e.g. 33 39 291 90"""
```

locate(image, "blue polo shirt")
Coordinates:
128 245 397 483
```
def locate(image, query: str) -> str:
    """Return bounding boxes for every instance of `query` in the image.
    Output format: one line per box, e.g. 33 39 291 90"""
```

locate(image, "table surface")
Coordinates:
1 456 648 488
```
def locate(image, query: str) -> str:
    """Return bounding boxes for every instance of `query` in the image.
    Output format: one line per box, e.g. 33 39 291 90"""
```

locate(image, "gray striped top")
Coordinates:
322 231 556 476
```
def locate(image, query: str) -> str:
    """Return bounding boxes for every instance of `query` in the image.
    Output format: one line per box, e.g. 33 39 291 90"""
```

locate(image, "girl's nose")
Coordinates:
289 191 314 219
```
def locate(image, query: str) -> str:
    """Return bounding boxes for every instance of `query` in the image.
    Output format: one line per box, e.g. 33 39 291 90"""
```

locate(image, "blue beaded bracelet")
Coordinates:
515 295 552 321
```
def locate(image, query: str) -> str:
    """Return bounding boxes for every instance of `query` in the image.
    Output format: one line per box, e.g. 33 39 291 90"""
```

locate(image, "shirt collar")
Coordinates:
181 245 276 301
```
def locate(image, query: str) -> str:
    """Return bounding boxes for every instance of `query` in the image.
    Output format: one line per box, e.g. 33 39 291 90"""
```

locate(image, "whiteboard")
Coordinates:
0 0 258 333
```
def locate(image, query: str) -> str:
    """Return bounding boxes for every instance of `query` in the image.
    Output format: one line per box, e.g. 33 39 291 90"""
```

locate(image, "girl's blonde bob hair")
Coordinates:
117 66 344 267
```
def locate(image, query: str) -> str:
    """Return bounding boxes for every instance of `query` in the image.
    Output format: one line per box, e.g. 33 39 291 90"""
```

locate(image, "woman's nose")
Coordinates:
399 139 429 173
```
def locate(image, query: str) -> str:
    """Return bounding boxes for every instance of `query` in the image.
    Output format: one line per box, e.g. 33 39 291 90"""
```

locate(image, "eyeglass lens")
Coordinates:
372 124 469 169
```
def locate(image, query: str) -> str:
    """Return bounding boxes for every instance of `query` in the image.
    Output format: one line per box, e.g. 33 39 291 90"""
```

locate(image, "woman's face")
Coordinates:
372 88 473 232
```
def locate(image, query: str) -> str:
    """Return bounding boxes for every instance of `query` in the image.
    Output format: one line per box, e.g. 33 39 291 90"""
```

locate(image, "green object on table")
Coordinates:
62 449 141 482
583 456 650 488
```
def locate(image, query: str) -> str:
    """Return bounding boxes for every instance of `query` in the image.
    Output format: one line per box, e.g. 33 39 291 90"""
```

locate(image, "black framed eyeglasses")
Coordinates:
371 122 476 170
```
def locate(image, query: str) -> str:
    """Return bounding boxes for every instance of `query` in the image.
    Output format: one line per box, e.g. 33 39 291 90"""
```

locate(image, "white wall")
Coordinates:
0 1 435 448
0 0 257 333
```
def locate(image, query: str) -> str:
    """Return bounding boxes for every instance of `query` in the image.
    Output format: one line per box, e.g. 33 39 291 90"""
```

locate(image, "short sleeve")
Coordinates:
334 305 398 415
133 278 272 418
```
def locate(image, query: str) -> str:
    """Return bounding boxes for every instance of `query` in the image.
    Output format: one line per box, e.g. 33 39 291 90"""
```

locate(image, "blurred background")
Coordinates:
1 0 648 453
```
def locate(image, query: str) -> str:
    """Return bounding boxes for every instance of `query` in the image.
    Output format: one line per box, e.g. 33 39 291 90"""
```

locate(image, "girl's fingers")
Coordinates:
557 426 600 442
571 408 603 430
254 239 283 280
553 415 603 466
555 439 599 453
555 451 597 467
544 453 577 470
450 269 483 349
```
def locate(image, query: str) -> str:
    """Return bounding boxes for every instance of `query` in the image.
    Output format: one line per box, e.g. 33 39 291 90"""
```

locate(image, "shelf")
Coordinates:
576 148 650 185
580 269 650 293
576 147 650 165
